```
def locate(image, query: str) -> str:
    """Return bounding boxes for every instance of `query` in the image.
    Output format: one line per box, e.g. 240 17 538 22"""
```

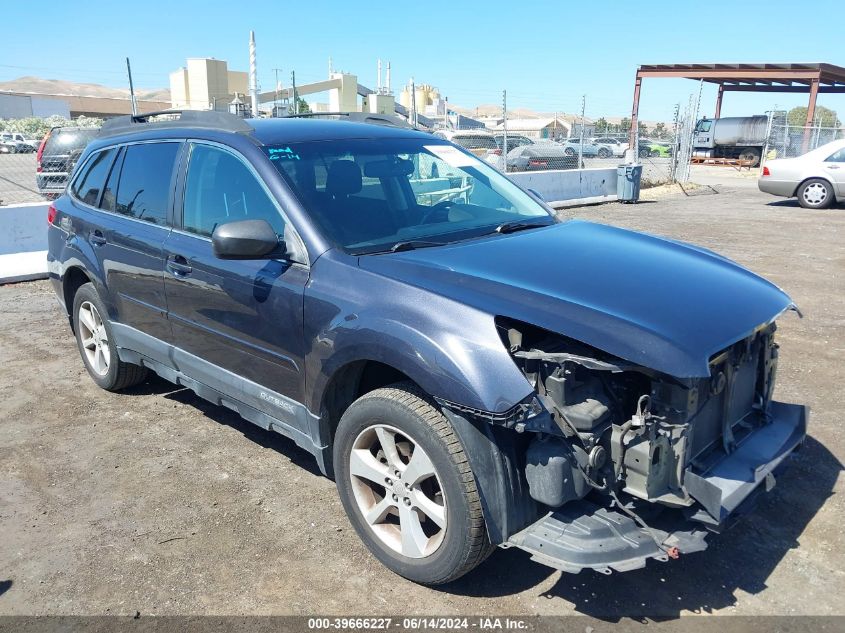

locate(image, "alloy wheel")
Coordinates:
78 301 110 376
348 424 447 558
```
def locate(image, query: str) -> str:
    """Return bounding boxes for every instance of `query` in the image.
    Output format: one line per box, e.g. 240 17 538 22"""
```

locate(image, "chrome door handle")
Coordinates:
167 255 192 276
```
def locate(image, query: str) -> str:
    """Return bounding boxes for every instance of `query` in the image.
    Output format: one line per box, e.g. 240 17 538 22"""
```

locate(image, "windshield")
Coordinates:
265 138 553 254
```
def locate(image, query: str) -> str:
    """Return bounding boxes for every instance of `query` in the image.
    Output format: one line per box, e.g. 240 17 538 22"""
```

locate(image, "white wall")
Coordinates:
509 167 617 206
0 202 49 283
0 203 48 255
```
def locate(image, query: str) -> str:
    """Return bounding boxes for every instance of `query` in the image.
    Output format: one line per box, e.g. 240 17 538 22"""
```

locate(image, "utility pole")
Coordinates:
291 71 298 115
249 31 258 117
502 90 508 172
410 77 416 127
126 57 137 116
578 95 586 167
273 68 282 117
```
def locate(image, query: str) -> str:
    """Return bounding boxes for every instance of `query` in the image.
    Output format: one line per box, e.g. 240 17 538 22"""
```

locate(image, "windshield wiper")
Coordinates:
358 240 446 255
494 220 551 234
389 240 445 252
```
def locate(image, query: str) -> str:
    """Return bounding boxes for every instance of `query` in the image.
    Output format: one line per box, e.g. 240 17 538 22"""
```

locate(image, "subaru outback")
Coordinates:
47 110 807 585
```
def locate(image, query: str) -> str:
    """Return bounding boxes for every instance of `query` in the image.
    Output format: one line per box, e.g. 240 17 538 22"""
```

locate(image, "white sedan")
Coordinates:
758 139 845 208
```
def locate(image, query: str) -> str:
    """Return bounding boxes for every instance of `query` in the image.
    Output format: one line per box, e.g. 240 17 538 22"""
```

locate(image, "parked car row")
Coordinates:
440 129 680 170
0 131 39 153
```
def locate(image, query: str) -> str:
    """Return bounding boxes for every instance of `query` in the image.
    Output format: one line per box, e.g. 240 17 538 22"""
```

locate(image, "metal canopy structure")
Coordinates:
629 63 845 150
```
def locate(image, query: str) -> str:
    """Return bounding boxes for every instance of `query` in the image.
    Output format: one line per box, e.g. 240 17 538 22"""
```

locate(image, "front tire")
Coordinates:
333 383 491 585
797 178 833 209
72 283 148 391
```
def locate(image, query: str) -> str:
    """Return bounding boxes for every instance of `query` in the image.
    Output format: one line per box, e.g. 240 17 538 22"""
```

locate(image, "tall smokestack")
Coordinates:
249 30 258 117
386 62 391 94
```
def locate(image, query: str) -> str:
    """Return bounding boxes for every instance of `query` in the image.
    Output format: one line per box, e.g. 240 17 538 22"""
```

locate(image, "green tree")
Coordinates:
787 105 839 127
0 115 102 137
652 122 667 139
638 121 648 136
595 117 608 134
619 117 631 132
295 97 310 114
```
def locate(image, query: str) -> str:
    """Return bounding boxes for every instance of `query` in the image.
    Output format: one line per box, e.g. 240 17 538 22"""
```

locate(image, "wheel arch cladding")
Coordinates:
440 407 540 544
63 266 92 317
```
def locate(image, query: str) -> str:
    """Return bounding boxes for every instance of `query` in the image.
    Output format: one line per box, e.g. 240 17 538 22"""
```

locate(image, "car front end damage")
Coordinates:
452 318 807 575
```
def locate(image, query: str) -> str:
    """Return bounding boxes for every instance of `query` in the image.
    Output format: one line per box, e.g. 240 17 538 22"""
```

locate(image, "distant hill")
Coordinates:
0 76 170 101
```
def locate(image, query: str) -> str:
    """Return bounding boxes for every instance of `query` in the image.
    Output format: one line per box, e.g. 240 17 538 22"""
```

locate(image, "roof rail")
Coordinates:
280 111 429 131
98 110 254 138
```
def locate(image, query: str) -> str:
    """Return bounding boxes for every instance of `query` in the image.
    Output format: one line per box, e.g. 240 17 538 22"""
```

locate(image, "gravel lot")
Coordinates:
1 170 842 618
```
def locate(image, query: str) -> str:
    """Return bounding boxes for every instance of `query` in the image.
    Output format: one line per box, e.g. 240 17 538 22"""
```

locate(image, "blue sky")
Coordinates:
1 0 841 122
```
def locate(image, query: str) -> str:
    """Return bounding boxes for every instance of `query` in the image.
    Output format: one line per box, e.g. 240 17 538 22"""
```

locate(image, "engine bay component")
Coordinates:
525 436 589 507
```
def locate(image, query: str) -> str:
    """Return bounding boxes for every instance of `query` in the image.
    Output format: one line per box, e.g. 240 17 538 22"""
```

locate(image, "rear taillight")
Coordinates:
762 166 771 176
490 149 502 156
36 132 49 172
47 204 57 225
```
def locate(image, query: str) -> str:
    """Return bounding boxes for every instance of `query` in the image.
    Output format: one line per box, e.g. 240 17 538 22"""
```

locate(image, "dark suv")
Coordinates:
47 111 807 585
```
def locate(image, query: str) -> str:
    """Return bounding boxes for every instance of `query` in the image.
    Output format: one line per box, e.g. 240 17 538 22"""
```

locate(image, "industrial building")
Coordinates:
0 77 170 118
169 58 249 111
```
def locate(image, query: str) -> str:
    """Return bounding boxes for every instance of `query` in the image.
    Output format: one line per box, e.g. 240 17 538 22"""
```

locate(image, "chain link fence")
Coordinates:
0 115 103 206
762 110 845 164
432 91 695 188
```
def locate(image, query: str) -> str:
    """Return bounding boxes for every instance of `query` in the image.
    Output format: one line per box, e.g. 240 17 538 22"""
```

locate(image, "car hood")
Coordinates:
359 221 794 378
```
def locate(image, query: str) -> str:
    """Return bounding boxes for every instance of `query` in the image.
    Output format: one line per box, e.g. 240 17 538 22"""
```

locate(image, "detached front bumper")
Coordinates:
504 401 807 575
684 401 807 524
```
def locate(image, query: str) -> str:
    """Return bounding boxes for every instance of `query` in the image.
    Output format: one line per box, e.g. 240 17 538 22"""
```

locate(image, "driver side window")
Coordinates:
182 143 286 238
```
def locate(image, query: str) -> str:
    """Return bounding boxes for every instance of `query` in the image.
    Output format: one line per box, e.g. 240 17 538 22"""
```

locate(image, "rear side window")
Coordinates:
71 148 117 207
453 135 497 151
182 143 284 237
113 143 180 225
825 148 845 163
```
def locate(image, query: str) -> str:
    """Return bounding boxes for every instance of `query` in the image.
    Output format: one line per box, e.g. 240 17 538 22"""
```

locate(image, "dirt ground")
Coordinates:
1 168 843 618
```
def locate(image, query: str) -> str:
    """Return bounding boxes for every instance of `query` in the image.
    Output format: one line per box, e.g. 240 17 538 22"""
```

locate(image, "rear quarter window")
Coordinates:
71 148 117 207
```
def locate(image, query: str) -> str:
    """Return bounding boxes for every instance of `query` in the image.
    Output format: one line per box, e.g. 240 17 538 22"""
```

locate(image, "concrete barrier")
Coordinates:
509 167 617 208
0 202 48 284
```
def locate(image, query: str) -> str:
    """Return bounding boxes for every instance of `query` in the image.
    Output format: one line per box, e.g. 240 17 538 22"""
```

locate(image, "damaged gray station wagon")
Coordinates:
47 111 807 585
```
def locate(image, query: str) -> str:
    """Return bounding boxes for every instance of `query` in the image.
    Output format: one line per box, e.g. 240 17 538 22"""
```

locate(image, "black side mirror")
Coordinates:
212 219 282 260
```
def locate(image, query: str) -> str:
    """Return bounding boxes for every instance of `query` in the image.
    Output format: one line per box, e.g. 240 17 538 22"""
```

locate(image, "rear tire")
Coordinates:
797 178 833 209
72 283 148 391
333 383 491 585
